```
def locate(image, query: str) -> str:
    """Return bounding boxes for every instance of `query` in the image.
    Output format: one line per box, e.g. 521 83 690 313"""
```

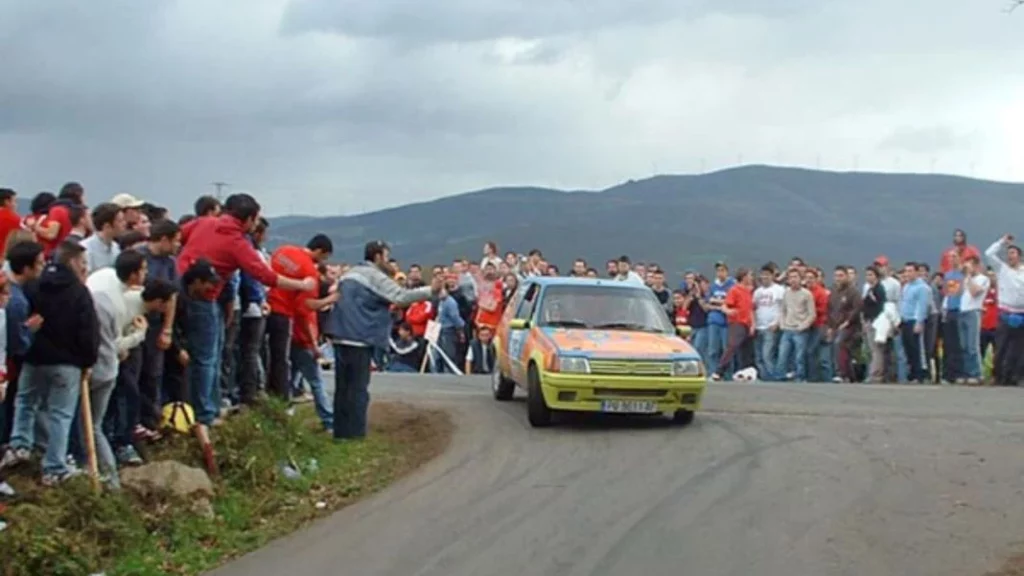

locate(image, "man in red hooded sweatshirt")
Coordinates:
175 193 316 426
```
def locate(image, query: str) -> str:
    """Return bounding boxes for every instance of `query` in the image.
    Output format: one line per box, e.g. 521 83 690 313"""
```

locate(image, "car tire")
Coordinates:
492 368 515 401
526 364 553 428
672 409 695 426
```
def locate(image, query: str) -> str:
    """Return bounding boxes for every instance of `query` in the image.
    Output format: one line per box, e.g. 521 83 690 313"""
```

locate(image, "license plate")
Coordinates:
600 400 659 414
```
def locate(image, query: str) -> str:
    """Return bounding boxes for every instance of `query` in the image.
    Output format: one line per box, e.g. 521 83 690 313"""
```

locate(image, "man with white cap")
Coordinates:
111 193 145 230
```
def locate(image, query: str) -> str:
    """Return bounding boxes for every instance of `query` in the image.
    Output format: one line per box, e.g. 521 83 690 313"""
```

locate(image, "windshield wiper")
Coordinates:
543 320 590 328
592 322 662 333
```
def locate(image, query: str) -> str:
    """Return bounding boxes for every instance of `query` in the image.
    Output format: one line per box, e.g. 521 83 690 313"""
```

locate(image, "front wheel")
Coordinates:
492 368 515 401
526 364 553 428
672 409 695 427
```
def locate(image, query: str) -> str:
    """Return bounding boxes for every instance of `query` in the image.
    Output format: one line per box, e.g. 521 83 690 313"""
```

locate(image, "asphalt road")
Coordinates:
210 376 1024 576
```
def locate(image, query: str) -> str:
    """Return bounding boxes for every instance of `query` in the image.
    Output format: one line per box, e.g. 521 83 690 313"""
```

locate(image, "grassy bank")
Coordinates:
1 401 454 576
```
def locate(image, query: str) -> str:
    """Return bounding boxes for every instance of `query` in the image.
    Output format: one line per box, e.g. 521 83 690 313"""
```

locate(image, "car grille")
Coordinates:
588 359 673 377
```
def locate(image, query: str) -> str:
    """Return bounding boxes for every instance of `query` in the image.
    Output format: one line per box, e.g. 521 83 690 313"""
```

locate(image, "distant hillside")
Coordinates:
260 165 1023 274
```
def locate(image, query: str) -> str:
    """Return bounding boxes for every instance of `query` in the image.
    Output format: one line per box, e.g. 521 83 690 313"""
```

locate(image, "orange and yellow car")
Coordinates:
491 276 707 428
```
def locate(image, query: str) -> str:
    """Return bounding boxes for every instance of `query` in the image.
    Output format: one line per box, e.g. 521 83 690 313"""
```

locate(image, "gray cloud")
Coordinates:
0 0 1021 216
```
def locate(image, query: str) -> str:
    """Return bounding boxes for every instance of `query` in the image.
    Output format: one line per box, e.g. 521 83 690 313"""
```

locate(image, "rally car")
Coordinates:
491 276 707 428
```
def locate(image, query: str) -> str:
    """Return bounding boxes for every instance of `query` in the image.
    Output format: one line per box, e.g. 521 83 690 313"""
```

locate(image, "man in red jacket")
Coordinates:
265 235 336 410
176 193 315 426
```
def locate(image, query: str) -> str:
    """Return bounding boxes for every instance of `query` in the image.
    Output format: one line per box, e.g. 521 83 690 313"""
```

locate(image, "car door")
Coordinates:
509 284 541 383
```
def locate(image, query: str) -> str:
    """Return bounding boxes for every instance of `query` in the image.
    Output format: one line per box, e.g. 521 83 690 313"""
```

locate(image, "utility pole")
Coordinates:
211 181 229 200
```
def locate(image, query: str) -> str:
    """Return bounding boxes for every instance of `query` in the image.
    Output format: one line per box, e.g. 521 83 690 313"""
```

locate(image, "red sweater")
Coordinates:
176 215 278 300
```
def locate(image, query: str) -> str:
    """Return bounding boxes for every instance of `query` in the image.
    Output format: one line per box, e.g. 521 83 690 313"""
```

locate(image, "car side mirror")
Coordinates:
509 318 530 330
676 325 692 338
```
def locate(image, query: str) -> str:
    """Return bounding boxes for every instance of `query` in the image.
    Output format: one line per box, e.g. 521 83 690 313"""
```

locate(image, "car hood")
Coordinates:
539 328 698 359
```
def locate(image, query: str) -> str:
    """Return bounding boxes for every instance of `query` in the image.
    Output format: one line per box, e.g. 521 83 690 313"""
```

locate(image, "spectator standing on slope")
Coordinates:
805 268 831 381
324 240 442 440
0 242 44 445
981 268 999 367
0 189 22 262
0 241 98 485
940 254 964 383
81 203 126 273
175 194 316 426
984 234 1024 386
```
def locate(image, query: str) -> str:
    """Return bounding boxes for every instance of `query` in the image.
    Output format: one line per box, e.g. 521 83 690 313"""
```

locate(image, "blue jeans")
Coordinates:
333 344 372 439
289 347 334 430
754 329 777 380
432 328 459 374
806 327 826 381
185 298 225 425
894 335 909 382
10 363 82 476
387 362 417 373
775 330 809 381
690 326 709 364
706 323 731 377
958 310 982 378
86 378 119 485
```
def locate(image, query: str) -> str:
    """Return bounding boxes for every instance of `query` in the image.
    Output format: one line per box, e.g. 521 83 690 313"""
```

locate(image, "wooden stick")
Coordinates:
419 341 431 373
79 370 99 491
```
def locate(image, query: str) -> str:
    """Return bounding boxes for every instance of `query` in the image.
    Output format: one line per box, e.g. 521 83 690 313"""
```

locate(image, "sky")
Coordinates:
1 0 1022 216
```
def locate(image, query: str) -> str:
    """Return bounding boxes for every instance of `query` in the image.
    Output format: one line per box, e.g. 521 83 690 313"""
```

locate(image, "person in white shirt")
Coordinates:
984 234 1024 385
80 203 126 274
752 265 785 380
614 256 646 286
958 255 989 384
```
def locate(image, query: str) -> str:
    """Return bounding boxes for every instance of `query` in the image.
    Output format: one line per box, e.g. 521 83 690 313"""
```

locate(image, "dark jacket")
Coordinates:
828 283 863 329
25 263 99 368
862 283 886 322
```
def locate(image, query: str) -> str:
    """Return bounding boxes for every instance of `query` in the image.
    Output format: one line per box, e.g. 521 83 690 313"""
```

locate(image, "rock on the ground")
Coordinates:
121 460 214 499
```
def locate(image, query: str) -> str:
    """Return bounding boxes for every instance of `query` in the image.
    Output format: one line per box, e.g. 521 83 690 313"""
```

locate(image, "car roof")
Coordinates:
524 276 645 290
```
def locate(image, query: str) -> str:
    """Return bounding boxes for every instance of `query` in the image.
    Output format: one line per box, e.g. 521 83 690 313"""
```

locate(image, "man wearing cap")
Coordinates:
111 193 145 230
324 241 443 439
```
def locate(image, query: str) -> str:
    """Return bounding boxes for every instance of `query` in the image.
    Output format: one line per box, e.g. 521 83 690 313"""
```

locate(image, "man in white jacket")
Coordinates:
86 250 178 485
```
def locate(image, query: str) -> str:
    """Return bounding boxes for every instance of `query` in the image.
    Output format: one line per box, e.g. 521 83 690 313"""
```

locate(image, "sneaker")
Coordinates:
0 447 30 471
966 377 981 386
0 481 16 497
115 445 144 466
41 467 83 487
710 373 722 382
293 391 313 404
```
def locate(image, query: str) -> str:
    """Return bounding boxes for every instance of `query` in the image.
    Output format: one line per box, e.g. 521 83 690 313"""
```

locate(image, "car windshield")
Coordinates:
536 284 674 334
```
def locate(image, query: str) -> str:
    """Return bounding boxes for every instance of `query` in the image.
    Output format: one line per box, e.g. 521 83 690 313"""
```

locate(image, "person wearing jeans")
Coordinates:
289 347 333 430
898 262 931 383
0 241 98 485
706 263 736 378
174 194 316 425
774 269 816 381
959 257 990 383
324 241 441 439
752 265 784 380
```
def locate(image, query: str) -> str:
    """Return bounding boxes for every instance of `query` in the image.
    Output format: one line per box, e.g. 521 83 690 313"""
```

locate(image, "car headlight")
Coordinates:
672 359 704 377
558 356 591 374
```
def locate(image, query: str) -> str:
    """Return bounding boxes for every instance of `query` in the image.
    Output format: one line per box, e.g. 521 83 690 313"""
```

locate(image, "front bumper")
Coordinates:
538 371 706 413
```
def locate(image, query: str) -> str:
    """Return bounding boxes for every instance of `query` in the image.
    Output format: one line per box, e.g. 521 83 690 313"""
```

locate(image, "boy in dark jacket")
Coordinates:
0 241 99 486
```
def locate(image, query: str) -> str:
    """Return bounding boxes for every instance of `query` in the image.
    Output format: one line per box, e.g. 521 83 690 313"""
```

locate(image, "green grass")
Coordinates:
0 401 452 576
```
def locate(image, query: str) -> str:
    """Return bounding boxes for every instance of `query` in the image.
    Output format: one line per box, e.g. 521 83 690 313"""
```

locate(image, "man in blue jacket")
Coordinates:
899 262 931 383
323 241 442 440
